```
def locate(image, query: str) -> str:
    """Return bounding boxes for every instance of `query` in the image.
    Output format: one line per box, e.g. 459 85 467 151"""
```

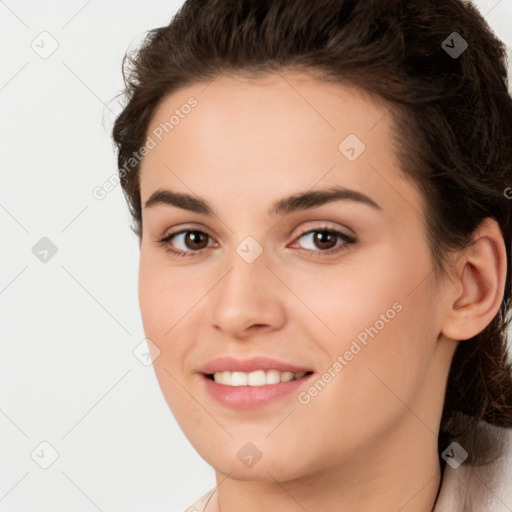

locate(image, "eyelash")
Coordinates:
156 225 357 259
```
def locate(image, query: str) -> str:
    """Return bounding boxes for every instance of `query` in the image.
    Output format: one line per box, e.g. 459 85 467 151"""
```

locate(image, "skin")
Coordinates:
137 71 506 512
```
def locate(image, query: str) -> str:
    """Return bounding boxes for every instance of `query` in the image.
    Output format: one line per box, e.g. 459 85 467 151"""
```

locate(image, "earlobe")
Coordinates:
442 218 506 341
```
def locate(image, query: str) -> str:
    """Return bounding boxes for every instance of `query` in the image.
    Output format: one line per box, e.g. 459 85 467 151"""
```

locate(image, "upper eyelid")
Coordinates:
160 221 351 237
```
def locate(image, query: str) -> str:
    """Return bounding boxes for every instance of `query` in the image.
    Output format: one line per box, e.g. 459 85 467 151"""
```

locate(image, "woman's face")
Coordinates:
138 72 456 482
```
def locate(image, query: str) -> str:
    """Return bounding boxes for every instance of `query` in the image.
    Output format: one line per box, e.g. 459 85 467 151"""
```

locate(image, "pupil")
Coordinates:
186 231 208 250
315 231 336 250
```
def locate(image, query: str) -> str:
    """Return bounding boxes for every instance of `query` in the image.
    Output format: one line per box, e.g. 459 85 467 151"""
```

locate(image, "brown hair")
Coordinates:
112 0 512 467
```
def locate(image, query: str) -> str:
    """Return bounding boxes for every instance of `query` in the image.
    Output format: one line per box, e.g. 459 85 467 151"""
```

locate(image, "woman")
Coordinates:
112 0 512 510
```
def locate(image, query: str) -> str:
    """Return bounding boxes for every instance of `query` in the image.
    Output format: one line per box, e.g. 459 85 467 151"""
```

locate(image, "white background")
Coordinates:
1 1 511 511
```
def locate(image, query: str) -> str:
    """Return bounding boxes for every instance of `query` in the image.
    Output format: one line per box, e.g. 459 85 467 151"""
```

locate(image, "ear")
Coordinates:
441 218 507 341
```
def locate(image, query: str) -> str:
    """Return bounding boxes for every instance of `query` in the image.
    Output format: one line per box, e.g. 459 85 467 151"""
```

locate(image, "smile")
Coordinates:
209 369 312 386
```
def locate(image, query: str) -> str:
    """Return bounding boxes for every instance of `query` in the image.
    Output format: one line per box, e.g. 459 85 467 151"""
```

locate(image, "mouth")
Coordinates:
200 370 315 409
204 370 315 387
197 356 315 407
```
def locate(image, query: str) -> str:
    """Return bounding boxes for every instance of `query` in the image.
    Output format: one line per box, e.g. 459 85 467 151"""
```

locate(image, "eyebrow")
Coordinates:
143 185 381 216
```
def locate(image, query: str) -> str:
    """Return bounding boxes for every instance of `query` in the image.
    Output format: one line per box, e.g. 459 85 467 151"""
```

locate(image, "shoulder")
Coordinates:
182 487 216 512
434 424 512 512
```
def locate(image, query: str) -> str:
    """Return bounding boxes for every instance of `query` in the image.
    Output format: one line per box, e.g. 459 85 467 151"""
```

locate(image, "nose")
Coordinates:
209 248 286 339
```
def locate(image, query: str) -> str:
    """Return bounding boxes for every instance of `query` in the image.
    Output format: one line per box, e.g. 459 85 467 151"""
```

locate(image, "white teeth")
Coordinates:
231 372 247 386
212 369 308 386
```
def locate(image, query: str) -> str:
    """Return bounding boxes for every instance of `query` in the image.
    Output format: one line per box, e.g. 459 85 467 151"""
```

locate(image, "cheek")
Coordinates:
138 251 188 383
138 249 198 338
286 285 439 464
137 255 194 415
285 244 439 414
137 249 211 394
138 254 166 337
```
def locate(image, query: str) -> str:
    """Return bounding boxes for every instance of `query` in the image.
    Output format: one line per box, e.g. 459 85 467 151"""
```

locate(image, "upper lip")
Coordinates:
198 356 314 375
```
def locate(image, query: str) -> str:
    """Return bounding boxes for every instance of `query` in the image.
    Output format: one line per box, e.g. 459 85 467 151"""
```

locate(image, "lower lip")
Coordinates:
201 373 313 409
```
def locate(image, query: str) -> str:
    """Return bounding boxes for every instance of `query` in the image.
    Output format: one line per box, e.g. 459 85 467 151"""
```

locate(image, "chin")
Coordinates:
200 444 311 482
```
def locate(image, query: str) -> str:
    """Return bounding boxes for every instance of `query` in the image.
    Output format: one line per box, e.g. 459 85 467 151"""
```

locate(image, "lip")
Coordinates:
201 372 315 409
197 355 314 375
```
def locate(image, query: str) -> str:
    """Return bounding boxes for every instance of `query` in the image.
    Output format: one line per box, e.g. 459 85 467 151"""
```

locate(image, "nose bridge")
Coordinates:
219 239 269 303
210 237 285 334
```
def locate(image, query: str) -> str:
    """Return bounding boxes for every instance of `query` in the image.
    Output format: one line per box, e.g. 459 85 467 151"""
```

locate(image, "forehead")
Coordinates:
144 71 391 152
139 71 422 220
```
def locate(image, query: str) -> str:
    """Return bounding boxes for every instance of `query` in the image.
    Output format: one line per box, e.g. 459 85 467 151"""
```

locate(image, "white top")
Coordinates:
183 424 512 512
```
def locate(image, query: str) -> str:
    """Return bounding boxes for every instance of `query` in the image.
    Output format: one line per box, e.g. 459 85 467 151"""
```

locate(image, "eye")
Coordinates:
157 229 217 258
157 225 357 258
291 227 356 256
